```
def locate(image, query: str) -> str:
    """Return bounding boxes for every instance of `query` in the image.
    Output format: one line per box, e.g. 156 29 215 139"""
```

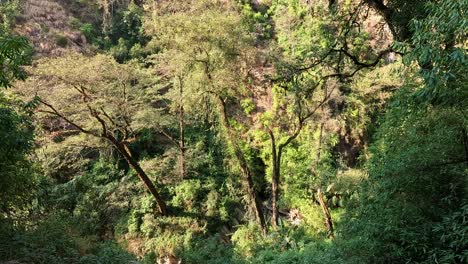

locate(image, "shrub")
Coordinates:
79 23 95 41
1 216 80 264
55 35 68 47
178 236 241 264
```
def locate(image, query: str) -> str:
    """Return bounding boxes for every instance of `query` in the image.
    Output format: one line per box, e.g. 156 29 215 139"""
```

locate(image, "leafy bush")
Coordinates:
55 35 68 47
1 216 138 264
231 223 265 258
178 236 241 264
139 215 203 256
171 179 202 211
424 201 468 263
80 241 137 264
0 98 35 213
79 23 95 41
240 98 256 114
0 216 80 264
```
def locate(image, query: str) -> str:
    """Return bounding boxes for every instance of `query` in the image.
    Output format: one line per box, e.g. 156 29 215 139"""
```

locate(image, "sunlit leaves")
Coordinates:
0 96 35 212
0 36 32 88
17 53 160 137
404 0 468 104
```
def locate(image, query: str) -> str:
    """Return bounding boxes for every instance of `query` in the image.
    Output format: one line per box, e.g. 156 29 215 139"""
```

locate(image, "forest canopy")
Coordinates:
0 0 467 263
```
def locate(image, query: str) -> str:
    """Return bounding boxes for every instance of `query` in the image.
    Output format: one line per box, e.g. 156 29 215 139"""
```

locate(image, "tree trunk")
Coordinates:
179 84 186 178
315 122 324 168
462 128 468 163
110 136 167 215
217 97 267 235
269 130 280 228
317 188 333 239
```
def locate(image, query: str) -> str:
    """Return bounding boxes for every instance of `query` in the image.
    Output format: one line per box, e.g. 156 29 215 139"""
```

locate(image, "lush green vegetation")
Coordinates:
1 0 466 263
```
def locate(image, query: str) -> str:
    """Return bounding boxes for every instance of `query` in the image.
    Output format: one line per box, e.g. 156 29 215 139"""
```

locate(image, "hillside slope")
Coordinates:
14 0 92 57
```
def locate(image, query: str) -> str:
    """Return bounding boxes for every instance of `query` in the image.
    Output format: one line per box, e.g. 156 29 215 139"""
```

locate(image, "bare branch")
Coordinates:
36 97 98 137
160 129 181 149
87 105 109 138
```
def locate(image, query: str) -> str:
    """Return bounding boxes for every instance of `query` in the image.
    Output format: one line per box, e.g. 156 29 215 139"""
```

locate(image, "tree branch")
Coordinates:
36 97 97 137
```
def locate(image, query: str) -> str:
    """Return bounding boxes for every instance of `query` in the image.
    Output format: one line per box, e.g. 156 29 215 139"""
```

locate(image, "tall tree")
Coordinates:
0 0 34 215
16 54 168 215
0 95 35 214
264 0 403 228
263 82 334 228
343 0 468 262
145 0 268 233
0 0 31 88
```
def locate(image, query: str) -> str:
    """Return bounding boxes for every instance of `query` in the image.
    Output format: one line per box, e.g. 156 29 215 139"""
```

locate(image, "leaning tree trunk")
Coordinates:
317 188 334 239
110 136 167 215
36 98 168 215
217 98 267 235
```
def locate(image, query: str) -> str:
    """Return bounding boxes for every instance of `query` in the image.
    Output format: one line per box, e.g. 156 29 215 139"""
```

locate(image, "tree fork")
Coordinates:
90 108 168 216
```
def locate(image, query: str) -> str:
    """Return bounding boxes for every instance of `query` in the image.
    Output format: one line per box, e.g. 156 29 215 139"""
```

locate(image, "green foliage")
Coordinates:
18 53 160 139
138 215 203 256
385 0 428 41
2 0 467 263
238 1 273 39
342 86 468 262
108 2 146 47
273 1 330 59
240 98 256 115
0 35 32 88
79 23 95 41
55 34 68 47
231 223 265 258
229 222 346 264
95 1 149 62
179 236 240 264
109 38 130 62
171 179 202 211
424 201 468 263
0 215 137 264
403 0 468 104
251 241 345 264
0 96 35 213
0 0 20 33
79 241 137 264
0 216 80 264
145 0 256 105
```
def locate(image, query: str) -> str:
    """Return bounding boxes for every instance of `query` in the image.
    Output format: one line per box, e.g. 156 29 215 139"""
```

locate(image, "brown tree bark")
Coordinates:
36 89 169 216
268 100 329 228
269 130 280 228
317 188 334 239
110 136 167 215
217 97 267 235
268 126 301 228
316 122 324 168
